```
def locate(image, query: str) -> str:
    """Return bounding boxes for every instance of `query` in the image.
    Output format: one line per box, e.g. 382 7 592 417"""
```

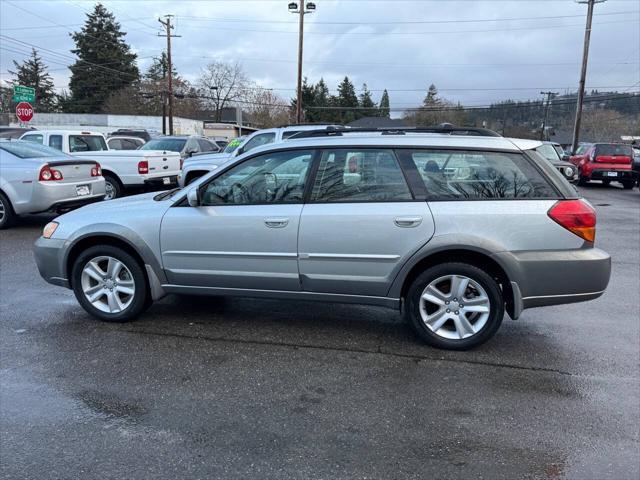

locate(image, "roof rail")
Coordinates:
288 125 501 139
275 123 346 128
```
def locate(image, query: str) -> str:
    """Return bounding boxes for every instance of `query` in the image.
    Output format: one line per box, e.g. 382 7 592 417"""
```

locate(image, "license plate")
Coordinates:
606 172 618 177
76 185 90 196
163 177 171 185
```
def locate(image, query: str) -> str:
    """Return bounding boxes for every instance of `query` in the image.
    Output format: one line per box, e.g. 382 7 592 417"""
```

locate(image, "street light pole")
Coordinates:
571 0 605 153
540 91 557 141
289 2 316 124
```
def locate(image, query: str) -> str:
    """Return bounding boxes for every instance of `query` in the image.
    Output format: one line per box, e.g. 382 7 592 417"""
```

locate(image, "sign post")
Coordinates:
16 102 34 123
13 85 36 103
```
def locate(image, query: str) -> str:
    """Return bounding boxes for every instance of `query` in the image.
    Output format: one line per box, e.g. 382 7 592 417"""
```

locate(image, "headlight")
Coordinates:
42 221 59 239
565 167 574 178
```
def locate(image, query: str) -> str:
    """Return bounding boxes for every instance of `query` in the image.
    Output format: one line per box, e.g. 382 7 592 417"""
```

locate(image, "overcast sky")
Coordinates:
1 0 638 114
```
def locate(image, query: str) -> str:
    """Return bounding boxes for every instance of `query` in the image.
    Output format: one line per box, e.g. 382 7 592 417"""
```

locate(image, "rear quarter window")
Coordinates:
398 149 558 200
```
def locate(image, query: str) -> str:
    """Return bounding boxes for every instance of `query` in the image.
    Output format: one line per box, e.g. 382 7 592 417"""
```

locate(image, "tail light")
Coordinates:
91 163 102 177
138 160 149 174
39 164 63 181
548 199 596 243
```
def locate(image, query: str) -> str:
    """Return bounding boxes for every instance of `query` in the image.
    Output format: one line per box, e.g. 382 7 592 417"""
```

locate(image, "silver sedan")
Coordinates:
0 140 106 229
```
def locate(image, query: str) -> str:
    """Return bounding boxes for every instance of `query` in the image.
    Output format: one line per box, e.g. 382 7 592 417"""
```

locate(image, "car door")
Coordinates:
298 148 435 297
160 148 316 291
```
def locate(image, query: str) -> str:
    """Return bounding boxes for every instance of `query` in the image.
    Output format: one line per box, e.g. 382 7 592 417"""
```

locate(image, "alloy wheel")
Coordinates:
104 181 116 200
80 256 135 313
0 198 5 223
419 274 491 340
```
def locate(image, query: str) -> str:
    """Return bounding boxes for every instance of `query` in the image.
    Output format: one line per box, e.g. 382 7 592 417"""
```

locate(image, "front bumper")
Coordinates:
34 237 69 288
493 247 611 311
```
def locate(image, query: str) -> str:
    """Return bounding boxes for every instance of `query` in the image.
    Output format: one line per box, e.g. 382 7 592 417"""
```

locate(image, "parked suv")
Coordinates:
34 127 611 350
569 143 635 188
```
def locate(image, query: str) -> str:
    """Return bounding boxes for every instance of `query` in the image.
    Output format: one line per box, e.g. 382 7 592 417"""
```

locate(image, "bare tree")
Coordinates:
244 87 292 128
197 61 249 121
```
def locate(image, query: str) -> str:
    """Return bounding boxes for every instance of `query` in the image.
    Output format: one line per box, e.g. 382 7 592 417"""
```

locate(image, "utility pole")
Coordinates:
289 2 316 124
571 0 605 153
158 15 181 135
540 91 557 141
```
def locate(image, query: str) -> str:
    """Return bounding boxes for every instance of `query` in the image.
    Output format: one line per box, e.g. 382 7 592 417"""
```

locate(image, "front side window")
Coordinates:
240 133 276 154
201 149 314 206
69 135 108 152
22 134 44 144
197 139 216 152
311 149 412 203
399 149 557 200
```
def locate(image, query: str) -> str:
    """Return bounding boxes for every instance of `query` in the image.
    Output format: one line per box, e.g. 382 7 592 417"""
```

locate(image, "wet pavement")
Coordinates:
1 185 638 479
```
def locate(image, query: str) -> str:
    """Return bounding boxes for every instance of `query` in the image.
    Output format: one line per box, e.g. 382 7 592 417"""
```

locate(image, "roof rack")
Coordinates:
288 125 501 139
275 123 345 128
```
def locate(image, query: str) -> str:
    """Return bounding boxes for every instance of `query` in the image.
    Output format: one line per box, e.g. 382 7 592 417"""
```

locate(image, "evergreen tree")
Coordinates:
337 76 358 123
8 49 58 112
379 89 390 118
423 84 440 107
359 83 376 117
145 53 177 82
67 3 139 113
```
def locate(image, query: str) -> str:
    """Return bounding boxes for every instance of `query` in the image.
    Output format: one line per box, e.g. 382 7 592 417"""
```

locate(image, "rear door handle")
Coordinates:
394 216 422 228
264 218 289 228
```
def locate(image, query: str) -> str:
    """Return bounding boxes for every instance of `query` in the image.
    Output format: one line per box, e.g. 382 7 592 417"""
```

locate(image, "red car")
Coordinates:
570 143 635 189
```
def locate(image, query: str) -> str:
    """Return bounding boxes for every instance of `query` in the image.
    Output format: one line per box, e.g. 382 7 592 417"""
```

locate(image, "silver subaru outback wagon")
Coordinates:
34 127 611 350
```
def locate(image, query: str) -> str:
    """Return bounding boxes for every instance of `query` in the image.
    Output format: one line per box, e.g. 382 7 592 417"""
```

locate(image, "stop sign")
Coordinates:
16 102 34 122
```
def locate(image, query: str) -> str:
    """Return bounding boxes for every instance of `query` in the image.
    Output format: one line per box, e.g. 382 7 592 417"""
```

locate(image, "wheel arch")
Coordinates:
394 247 517 320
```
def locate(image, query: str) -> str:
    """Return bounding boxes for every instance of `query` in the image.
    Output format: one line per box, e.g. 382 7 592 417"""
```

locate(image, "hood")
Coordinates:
183 151 232 167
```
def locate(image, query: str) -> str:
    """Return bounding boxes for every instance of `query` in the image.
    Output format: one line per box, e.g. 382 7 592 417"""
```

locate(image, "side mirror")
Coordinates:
187 188 199 207
187 148 198 157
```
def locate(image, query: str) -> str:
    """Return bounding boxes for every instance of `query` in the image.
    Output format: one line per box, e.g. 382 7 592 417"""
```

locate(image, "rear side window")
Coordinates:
22 134 43 144
311 149 412 203
69 135 107 152
48 135 63 150
398 149 557 200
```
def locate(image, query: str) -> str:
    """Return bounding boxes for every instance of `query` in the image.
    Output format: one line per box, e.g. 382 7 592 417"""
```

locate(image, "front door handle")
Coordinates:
264 217 289 228
394 216 422 228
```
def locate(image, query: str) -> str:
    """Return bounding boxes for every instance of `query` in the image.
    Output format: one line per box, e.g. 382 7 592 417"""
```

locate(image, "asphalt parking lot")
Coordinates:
1 185 638 480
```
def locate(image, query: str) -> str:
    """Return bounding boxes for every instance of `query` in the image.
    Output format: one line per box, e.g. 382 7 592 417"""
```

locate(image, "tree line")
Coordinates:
1 2 638 135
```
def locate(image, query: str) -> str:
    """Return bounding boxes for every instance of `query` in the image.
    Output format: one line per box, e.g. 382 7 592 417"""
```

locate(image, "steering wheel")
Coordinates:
231 183 249 203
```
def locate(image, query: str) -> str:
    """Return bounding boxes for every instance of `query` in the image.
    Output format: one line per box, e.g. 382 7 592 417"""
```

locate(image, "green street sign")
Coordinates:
13 85 35 103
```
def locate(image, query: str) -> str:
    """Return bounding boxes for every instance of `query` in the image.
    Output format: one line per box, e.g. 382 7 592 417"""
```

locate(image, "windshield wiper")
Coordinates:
154 188 182 201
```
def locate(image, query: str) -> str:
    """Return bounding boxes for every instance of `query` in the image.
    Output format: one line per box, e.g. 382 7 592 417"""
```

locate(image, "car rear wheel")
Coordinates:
103 174 122 200
71 245 149 322
406 262 504 350
621 180 635 190
602 179 611 186
0 192 16 230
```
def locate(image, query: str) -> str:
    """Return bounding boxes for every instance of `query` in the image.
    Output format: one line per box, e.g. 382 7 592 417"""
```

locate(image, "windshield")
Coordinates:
223 138 244 153
575 144 591 155
595 144 633 157
536 144 561 162
69 135 108 152
140 138 186 152
0 141 70 158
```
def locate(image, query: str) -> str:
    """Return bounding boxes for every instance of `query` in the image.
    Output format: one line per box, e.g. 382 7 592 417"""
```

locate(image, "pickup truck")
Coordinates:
20 130 181 199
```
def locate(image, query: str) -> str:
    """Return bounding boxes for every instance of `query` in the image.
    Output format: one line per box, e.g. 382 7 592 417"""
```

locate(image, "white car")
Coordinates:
180 125 341 186
0 140 105 229
20 130 181 200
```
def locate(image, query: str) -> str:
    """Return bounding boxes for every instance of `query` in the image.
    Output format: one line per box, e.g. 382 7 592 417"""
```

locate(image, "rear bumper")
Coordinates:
144 175 178 188
588 169 634 181
15 179 106 215
493 248 611 312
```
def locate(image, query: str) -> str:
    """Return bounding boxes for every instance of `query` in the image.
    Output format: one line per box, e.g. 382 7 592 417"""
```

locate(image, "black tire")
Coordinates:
602 179 611 186
71 245 149 322
621 180 635 190
577 169 589 186
0 192 16 229
103 173 122 200
405 262 504 350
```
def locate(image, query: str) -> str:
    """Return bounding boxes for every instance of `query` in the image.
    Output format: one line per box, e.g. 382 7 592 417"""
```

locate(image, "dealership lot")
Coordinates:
1 186 638 479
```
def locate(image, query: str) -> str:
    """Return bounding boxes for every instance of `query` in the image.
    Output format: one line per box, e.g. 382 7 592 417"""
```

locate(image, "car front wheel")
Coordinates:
71 245 149 322
406 262 504 350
